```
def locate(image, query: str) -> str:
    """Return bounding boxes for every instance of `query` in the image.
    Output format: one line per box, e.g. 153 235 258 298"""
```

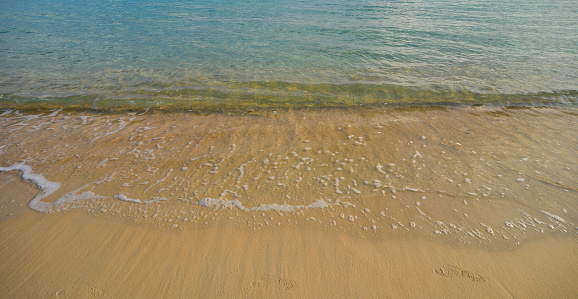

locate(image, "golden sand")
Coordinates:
0 208 576 298
0 106 576 297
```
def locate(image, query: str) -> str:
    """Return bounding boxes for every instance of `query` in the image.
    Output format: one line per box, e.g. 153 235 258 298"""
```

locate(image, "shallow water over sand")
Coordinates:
0 107 576 251
2 0 578 108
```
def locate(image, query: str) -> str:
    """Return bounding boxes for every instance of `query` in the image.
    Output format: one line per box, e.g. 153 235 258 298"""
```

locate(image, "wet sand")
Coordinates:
0 106 577 297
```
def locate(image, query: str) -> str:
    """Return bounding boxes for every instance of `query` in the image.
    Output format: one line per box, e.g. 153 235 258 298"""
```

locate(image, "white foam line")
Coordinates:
541 210 566 223
335 200 356 208
114 194 167 204
416 207 431 220
126 141 143 154
7 114 42 127
402 187 425 192
0 163 60 212
0 109 13 117
57 188 102 209
96 158 108 168
190 155 207 161
79 115 91 124
198 190 331 212
138 107 150 115
144 168 173 193
47 108 64 117
0 163 104 213
29 118 59 131
236 159 254 183
90 118 127 143
250 200 329 212
218 144 237 164
93 172 116 185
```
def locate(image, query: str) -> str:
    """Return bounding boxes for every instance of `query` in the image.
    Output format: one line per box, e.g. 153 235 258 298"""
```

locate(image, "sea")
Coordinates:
1 0 577 111
0 0 576 248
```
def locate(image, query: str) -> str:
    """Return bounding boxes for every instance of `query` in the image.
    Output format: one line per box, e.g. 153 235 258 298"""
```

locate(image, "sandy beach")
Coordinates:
2 0 578 296
1 206 576 298
0 106 576 297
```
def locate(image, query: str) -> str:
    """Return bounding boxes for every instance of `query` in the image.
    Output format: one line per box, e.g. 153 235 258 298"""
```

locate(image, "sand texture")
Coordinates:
0 106 577 297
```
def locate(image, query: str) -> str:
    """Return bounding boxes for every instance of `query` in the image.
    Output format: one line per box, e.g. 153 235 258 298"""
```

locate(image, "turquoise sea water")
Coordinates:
1 0 577 110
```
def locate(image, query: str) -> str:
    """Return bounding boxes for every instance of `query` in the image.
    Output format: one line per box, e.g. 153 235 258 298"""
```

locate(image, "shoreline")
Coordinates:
1 89 577 114
0 105 576 297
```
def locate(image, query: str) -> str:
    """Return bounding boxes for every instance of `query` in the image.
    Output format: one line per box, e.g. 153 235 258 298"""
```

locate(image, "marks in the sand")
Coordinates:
434 265 485 283
51 283 105 298
245 275 298 293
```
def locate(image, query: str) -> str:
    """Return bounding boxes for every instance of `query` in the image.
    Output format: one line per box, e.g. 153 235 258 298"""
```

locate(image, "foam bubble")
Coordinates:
115 194 167 204
197 190 331 212
540 210 566 223
0 163 61 212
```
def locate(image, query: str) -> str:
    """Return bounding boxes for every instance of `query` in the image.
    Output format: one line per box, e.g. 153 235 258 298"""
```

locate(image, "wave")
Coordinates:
1 82 577 113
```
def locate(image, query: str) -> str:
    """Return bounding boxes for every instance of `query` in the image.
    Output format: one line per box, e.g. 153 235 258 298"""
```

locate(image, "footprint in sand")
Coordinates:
434 265 485 283
248 275 298 291
52 283 105 298
250 280 263 288
277 277 298 290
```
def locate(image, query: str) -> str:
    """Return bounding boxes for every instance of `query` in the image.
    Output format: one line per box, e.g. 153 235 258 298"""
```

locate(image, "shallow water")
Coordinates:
0 107 576 250
1 2 577 297
1 0 577 110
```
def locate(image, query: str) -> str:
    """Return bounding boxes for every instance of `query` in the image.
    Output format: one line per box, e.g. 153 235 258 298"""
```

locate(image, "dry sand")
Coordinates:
0 208 576 298
0 106 576 297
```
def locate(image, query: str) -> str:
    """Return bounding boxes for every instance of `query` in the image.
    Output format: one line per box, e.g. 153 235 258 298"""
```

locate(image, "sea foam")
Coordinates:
114 194 167 204
198 190 331 212
0 163 61 212
0 163 105 213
